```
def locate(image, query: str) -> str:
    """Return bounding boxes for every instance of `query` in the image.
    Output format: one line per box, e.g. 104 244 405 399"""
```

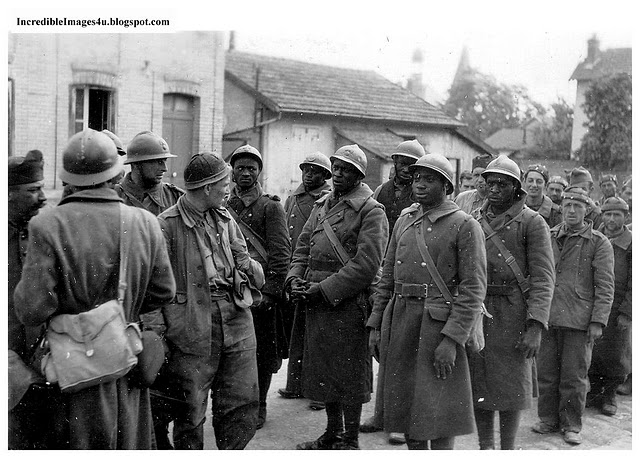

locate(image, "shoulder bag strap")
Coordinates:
118 204 133 305
227 206 269 263
414 219 455 304
320 219 350 267
478 215 530 295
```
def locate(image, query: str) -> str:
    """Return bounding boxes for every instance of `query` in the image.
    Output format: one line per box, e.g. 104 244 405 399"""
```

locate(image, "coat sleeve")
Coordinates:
619 244 632 319
441 216 487 345
229 216 265 289
319 205 389 306
524 213 555 328
139 215 176 314
286 205 315 283
262 199 292 297
366 219 398 329
14 218 60 326
590 235 615 326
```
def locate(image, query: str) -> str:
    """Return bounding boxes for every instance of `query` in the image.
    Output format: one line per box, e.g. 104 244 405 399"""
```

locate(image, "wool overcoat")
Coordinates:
14 188 176 449
470 194 555 411
287 183 388 403
284 181 331 253
367 200 486 440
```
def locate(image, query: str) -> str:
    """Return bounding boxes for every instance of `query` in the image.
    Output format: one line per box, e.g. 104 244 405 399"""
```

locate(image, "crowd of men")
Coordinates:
8 129 632 450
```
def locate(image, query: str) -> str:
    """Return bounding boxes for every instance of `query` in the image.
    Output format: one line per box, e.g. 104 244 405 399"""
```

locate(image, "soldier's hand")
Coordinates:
368 328 381 362
587 322 603 345
516 320 543 359
617 314 631 330
434 336 457 380
289 278 308 298
253 293 276 312
303 282 325 305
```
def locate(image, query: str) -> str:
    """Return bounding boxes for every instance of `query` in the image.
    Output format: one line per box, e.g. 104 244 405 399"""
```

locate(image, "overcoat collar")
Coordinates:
119 172 164 207
315 182 373 213
176 195 231 229
231 182 263 208
291 181 331 198
403 200 459 223
58 187 123 205
608 225 632 250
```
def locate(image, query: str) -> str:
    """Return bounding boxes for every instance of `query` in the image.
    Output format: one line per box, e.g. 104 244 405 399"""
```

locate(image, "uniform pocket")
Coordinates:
427 303 451 322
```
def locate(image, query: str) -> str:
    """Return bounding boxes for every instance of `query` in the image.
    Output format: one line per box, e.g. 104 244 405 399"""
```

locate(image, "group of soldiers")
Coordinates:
8 128 631 450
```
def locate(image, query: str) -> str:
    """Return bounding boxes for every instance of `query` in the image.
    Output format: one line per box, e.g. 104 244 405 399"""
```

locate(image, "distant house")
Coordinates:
8 32 226 190
569 35 632 153
484 119 544 159
223 50 496 198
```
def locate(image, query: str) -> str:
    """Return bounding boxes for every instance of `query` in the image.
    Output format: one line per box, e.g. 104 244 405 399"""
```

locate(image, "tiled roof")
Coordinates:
226 51 462 127
484 128 529 151
335 126 404 160
570 48 632 81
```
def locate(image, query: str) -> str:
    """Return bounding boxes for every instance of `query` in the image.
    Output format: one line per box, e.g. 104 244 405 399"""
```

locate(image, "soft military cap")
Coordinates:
472 154 494 170
562 186 590 205
9 150 44 186
599 174 618 186
184 152 230 190
524 164 549 183
548 175 568 189
568 166 593 186
601 196 629 213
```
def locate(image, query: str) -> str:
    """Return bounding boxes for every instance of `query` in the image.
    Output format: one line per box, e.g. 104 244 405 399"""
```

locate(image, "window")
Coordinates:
70 86 115 134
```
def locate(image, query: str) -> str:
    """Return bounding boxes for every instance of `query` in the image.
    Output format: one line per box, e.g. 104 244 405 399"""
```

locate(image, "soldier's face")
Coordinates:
600 181 617 198
460 178 474 192
546 183 565 205
393 156 416 184
524 171 545 198
472 167 486 194
331 159 361 194
412 169 446 207
8 181 47 225
562 199 587 229
602 209 626 234
138 159 167 187
486 174 517 209
206 175 231 209
620 186 632 208
232 157 260 190
301 165 327 192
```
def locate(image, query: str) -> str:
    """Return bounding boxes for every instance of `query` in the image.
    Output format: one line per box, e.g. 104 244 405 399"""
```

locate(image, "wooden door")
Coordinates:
162 94 195 189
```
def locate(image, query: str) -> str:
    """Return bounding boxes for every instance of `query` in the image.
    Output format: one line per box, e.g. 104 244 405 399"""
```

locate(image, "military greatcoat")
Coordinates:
471 194 555 411
367 200 486 440
287 183 388 404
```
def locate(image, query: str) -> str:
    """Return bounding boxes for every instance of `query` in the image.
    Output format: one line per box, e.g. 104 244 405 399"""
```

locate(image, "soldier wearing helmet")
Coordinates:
116 130 184 216
278 152 332 409
227 144 291 430
154 152 265 449
372 140 425 237
14 129 176 449
366 153 486 450
472 155 555 449
287 144 388 450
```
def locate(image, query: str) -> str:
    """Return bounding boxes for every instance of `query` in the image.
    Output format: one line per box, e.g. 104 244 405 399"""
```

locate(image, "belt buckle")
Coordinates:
420 284 428 298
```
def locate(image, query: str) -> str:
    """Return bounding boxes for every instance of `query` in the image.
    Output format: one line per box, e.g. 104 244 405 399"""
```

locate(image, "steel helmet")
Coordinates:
482 155 522 186
408 153 455 194
184 152 230 190
101 129 126 156
124 131 176 164
392 140 425 162
229 144 263 170
59 129 124 187
299 152 331 176
330 144 367 177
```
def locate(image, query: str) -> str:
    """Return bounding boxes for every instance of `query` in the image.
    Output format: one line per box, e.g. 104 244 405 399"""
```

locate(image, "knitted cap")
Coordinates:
9 150 44 186
601 196 629 213
184 152 230 190
471 154 494 170
568 166 593 186
599 174 618 186
524 164 549 183
548 175 568 189
562 186 590 205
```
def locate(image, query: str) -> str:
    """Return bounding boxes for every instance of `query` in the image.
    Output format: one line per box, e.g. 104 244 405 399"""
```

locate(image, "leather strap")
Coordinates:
227 206 269 263
321 218 350 266
479 215 530 295
414 219 455 304
118 204 133 310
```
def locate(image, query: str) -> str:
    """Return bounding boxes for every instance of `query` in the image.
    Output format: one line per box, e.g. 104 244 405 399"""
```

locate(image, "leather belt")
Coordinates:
486 284 517 296
309 258 343 272
394 281 458 298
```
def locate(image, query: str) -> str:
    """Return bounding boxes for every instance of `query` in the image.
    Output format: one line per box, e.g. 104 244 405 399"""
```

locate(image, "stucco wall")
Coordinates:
571 81 589 155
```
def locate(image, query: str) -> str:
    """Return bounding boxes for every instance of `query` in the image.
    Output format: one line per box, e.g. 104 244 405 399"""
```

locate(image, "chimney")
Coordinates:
229 31 236 51
587 34 600 63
